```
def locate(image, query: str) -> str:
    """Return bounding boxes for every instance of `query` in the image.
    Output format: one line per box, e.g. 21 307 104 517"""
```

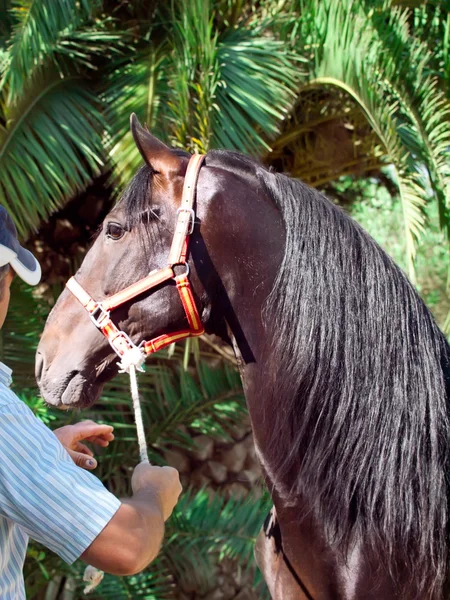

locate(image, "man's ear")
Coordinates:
130 113 185 176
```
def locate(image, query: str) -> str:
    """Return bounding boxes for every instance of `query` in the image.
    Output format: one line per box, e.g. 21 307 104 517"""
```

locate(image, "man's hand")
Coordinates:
53 420 114 470
131 463 182 521
81 463 182 575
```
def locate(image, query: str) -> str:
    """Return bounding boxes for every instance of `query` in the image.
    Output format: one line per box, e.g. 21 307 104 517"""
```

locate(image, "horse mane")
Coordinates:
209 149 450 598
123 148 450 595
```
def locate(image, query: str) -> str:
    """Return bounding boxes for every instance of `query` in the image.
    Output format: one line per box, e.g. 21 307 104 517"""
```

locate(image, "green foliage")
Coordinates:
24 543 73 599
213 25 302 154
2 0 96 100
0 279 268 598
0 278 47 385
78 360 247 496
295 0 450 277
22 358 267 598
82 565 175 599
19 391 56 425
0 77 106 236
105 0 302 185
0 0 120 236
164 488 270 595
105 46 170 186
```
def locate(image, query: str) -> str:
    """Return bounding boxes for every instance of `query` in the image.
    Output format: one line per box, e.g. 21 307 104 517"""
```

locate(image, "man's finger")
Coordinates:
67 449 97 470
72 422 114 442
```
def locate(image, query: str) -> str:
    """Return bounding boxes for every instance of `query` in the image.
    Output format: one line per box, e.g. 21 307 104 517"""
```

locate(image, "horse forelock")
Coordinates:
117 149 193 230
116 165 154 229
258 172 450 598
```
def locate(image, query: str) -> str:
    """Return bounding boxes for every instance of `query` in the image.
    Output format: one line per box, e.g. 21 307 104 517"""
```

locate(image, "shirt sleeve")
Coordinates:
0 391 121 564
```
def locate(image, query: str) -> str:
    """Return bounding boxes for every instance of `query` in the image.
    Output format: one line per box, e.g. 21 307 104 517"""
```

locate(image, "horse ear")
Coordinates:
130 113 183 175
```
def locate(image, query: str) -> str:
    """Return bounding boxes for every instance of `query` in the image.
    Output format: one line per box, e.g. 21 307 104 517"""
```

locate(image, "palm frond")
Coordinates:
0 279 48 386
297 0 433 275
24 543 72 599
0 0 12 40
365 3 450 242
1 0 99 101
409 0 450 86
63 487 269 599
163 0 219 152
81 359 246 496
105 0 303 177
0 47 8 78
166 487 270 595
169 0 302 153
52 22 124 72
169 487 270 562
213 25 303 154
74 561 176 599
0 71 105 237
105 45 171 186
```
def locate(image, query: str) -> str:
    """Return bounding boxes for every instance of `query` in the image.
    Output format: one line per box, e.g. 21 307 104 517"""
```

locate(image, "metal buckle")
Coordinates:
89 303 110 328
177 207 196 235
108 329 136 354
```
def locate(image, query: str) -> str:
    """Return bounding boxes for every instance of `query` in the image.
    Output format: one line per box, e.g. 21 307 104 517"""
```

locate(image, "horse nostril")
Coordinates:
35 352 44 385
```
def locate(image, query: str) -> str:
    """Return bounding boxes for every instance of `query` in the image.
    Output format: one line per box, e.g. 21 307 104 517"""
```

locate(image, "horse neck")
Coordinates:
194 189 286 460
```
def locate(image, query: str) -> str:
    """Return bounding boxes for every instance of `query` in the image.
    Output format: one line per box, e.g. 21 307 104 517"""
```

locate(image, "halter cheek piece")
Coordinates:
66 153 205 372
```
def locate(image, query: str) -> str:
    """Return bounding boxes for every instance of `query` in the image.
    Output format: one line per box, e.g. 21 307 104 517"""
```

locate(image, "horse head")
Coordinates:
36 115 284 408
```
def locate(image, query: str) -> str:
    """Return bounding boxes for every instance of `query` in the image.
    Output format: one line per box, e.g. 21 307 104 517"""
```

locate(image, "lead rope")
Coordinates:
129 364 149 463
84 355 149 594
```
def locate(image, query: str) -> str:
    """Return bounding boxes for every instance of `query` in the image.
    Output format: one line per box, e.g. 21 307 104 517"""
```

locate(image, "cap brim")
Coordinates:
10 247 41 286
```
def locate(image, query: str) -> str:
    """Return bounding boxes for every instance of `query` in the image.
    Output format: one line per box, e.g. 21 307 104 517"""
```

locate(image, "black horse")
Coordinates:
36 116 450 599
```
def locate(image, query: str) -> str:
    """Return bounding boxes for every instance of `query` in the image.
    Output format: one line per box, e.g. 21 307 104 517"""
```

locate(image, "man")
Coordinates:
0 206 182 598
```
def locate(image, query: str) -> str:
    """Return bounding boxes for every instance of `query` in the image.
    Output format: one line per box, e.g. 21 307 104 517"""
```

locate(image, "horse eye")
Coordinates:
106 222 125 240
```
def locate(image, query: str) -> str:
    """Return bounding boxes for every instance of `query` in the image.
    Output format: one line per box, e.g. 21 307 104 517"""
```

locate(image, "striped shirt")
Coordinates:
0 362 121 599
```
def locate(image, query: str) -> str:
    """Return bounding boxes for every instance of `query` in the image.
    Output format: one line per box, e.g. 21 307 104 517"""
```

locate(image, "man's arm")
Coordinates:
81 464 181 576
54 421 181 574
0 399 181 574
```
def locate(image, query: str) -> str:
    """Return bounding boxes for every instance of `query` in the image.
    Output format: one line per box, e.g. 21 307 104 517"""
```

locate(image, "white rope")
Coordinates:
84 355 149 593
129 364 149 464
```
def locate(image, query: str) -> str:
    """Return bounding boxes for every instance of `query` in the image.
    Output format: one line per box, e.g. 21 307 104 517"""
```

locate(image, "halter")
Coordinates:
66 153 206 373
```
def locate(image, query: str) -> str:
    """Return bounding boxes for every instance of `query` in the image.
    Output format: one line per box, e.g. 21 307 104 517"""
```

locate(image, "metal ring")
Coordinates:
172 262 190 277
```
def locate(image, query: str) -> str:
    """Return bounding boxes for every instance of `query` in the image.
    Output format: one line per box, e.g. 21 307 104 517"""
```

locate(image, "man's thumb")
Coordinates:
69 450 97 470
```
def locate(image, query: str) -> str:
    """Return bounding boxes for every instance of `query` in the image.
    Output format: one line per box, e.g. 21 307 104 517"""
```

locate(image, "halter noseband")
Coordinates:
66 153 205 373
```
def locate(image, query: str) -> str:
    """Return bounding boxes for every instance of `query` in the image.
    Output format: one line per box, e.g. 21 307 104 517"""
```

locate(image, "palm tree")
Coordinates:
2 0 450 268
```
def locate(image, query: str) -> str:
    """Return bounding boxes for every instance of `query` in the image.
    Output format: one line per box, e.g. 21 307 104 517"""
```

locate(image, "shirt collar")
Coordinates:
0 362 13 388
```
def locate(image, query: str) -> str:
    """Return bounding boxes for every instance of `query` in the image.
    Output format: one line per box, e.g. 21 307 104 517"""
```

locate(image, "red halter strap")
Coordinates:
66 153 205 363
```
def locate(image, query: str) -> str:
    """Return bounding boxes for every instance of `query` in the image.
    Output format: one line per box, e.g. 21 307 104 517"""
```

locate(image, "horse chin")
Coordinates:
42 373 103 409
61 373 103 408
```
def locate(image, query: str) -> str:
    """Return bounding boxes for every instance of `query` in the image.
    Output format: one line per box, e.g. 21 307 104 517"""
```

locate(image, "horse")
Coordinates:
36 114 450 599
